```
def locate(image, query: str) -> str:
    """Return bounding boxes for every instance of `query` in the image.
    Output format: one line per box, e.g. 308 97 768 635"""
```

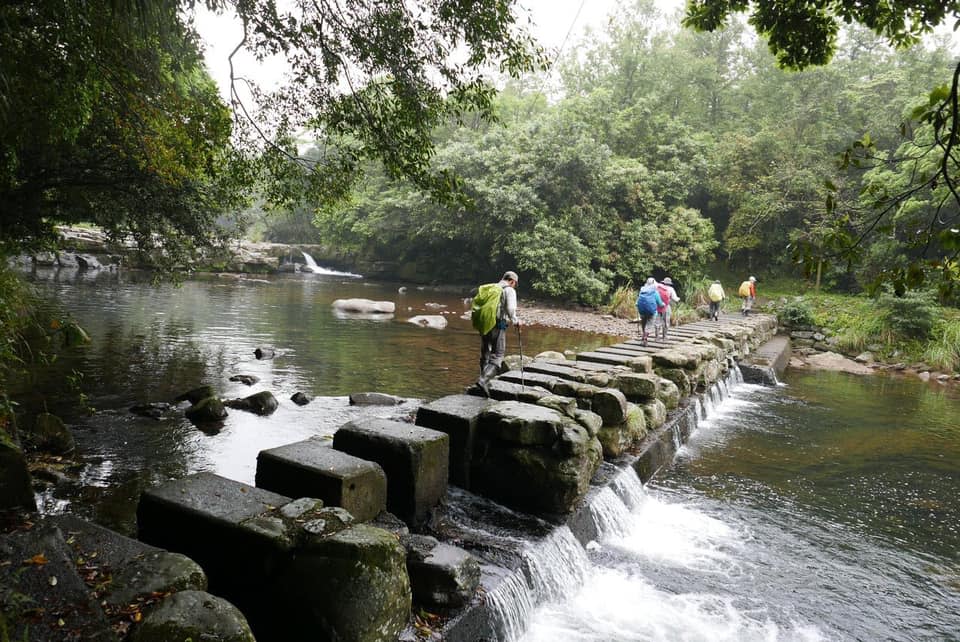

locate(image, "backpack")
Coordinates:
656 284 671 312
636 289 659 315
708 283 724 302
738 281 752 297
471 283 504 335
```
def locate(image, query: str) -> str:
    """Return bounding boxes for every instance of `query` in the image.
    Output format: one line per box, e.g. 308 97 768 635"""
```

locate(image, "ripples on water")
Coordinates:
520 374 960 642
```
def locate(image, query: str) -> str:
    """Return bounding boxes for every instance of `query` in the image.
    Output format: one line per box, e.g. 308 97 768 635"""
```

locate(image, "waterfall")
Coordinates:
490 366 748 642
588 487 635 539
301 251 320 270
299 251 362 277
487 527 589 641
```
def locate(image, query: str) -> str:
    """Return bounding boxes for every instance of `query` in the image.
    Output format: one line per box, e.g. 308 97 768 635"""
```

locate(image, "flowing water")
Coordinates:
15 267 960 640
516 373 960 642
16 267 612 534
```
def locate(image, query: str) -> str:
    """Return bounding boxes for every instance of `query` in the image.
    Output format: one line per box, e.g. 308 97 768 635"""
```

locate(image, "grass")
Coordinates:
755 278 960 373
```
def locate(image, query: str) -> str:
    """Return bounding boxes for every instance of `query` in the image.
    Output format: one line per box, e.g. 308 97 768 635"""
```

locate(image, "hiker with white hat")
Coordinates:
738 276 757 316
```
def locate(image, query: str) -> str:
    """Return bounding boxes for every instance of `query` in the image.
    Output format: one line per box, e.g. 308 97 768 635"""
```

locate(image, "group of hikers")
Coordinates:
469 270 758 396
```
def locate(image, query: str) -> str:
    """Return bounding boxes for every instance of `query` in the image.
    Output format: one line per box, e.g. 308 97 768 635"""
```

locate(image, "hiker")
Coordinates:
471 270 521 396
738 276 757 316
656 277 680 339
707 279 725 321
636 277 664 347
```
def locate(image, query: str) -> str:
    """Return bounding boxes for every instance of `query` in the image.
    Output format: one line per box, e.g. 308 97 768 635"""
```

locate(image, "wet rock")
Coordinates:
612 372 661 402
224 391 278 416
657 377 680 410
290 391 312 405
184 397 227 424
130 402 176 420
229 374 260 385
254 347 275 359
471 401 602 515
174 385 216 405
272 524 411 642
349 392 404 406
402 534 480 608
130 590 255 642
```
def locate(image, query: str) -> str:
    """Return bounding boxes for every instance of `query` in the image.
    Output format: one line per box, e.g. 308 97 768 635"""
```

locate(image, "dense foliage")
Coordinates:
299 0 956 303
0 0 544 263
684 0 960 299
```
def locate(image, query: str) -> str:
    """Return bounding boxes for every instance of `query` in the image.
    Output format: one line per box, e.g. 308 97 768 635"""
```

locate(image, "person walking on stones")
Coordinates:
707 279 725 321
656 277 680 339
471 270 521 396
636 277 664 347
739 276 757 316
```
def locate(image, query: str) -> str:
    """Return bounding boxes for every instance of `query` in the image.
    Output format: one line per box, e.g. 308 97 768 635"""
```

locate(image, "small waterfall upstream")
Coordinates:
300 251 362 277
486 367 747 642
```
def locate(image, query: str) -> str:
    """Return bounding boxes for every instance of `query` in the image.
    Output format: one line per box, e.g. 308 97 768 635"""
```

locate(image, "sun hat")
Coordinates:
662 277 673 285
749 276 756 282
502 270 519 283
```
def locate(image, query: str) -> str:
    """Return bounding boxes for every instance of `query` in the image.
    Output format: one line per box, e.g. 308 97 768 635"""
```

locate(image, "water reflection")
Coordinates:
18 267 616 534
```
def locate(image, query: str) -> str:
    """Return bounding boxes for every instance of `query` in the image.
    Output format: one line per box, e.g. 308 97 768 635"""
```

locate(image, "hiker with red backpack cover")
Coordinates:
655 277 680 339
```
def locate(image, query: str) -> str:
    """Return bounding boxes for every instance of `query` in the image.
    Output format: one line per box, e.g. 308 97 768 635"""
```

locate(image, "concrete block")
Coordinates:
256 437 387 522
333 419 449 527
415 394 493 489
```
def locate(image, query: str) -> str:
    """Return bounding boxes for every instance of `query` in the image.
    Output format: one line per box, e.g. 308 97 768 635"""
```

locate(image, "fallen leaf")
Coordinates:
24 553 48 566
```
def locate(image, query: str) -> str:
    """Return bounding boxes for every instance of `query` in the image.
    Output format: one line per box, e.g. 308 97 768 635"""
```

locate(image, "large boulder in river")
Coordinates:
224 391 278 416
331 298 395 314
470 401 602 516
184 397 228 424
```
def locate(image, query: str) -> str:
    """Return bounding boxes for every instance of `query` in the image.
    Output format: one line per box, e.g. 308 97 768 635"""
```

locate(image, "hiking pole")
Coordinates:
516 323 525 390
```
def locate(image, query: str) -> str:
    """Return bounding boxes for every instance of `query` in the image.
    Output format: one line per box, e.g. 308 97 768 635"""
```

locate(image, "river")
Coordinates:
17 267 960 640
17 267 613 534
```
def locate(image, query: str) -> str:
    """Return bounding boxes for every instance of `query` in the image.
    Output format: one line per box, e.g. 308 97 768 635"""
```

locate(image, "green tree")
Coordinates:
683 0 960 294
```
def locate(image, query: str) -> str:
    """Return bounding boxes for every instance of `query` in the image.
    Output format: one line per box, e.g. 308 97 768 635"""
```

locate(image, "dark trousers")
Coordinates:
480 325 506 376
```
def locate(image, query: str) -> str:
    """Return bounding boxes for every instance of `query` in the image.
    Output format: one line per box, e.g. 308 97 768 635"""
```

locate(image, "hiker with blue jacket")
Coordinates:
471 270 521 396
636 277 664 347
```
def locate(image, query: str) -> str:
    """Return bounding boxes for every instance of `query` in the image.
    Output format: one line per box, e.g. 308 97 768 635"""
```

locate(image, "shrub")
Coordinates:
778 298 816 327
922 318 960 372
879 291 937 341
607 286 637 319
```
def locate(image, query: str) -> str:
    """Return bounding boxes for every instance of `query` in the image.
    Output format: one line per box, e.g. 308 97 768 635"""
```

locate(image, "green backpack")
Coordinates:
471 283 504 335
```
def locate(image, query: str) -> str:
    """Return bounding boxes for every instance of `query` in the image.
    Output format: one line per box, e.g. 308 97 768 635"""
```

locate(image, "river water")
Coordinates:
518 374 960 642
17 267 960 640
17 267 613 534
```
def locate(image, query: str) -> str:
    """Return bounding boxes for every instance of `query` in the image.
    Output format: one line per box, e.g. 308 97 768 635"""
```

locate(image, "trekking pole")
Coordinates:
516 324 525 390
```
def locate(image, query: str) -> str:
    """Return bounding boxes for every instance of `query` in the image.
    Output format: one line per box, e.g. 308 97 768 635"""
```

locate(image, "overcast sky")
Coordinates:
194 0 684 101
